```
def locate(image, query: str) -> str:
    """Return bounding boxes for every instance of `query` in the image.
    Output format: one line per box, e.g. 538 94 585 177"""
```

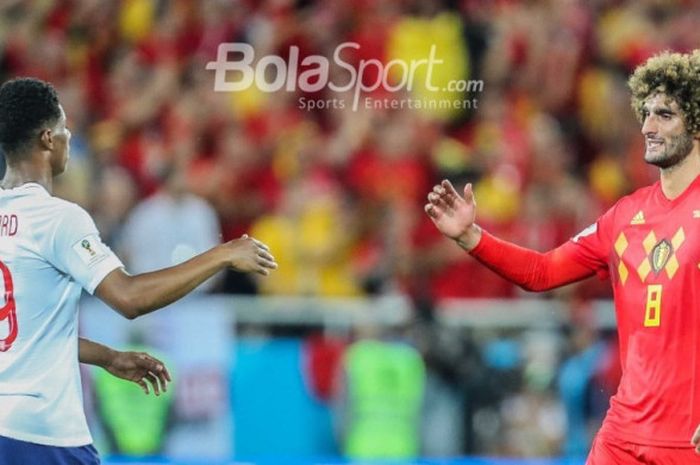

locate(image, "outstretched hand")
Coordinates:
226 234 278 276
105 351 171 396
424 180 480 249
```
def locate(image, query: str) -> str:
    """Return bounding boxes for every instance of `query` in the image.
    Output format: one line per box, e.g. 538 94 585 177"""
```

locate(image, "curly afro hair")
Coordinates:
628 50 700 134
0 77 62 157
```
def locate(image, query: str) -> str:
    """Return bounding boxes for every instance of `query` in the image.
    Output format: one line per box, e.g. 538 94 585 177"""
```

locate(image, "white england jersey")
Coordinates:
0 183 123 446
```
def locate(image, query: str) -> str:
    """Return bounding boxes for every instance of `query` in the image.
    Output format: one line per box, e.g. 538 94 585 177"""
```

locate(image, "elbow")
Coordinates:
517 281 553 293
114 298 142 320
96 270 149 320
110 289 146 320
519 283 542 293
122 307 141 320
518 283 537 292
516 267 555 292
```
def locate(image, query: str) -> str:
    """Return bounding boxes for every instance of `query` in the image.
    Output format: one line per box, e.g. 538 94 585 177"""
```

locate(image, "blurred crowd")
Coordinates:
3 0 698 301
2 0 697 458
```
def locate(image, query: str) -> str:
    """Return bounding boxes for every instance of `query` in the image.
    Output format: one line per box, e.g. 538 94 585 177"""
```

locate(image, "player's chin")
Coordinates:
644 149 661 160
644 152 670 168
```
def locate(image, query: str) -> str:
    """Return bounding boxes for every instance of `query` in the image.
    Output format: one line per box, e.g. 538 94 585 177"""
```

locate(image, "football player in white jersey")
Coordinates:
0 78 277 465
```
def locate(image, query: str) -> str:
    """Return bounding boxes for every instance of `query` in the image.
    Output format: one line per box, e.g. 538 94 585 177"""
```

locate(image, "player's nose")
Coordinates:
642 115 658 136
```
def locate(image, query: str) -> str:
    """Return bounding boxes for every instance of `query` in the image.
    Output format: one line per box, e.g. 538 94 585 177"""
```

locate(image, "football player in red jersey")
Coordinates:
426 50 700 464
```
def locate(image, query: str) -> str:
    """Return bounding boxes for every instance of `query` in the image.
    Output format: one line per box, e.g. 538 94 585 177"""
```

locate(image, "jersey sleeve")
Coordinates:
47 203 124 294
563 204 617 280
469 231 595 291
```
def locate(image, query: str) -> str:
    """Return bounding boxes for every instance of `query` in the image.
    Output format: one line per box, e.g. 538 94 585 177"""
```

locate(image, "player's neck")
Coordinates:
659 146 700 200
1 160 53 193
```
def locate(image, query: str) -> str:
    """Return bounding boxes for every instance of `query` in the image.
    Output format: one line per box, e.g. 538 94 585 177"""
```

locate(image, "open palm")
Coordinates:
424 180 476 240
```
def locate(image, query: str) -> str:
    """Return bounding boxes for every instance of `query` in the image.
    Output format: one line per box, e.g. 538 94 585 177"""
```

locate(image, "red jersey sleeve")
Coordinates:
468 206 616 292
469 232 594 292
563 204 617 280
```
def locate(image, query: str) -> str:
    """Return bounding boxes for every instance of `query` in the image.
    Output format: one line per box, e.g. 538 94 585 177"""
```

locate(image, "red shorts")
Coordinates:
587 433 700 465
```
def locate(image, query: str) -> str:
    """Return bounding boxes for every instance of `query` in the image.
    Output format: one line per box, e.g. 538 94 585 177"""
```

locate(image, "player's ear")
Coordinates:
39 128 54 150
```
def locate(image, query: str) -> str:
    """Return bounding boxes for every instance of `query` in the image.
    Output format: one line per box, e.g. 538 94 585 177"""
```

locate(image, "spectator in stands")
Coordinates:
119 161 222 292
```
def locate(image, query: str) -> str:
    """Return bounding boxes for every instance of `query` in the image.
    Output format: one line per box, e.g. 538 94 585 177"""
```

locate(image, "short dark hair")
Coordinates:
0 77 62 157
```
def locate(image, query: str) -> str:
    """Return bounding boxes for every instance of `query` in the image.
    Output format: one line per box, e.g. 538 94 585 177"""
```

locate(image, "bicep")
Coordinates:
94 268 136 318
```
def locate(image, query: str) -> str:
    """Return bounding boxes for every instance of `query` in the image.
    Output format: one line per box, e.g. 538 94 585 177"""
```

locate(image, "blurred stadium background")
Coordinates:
1 0 697 464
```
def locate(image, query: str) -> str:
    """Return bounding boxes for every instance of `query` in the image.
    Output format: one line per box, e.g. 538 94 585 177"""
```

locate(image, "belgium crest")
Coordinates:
651 239 672 273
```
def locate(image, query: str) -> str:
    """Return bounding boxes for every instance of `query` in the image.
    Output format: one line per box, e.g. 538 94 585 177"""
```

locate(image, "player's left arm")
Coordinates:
78 338 171 395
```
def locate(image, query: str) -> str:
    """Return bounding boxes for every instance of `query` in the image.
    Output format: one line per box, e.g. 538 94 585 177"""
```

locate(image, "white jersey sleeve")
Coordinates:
46 203 124 294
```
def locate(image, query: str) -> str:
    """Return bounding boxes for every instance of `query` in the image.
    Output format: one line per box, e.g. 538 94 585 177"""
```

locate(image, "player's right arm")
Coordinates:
425 179 597 291
46 201 276 320
95 235 276 319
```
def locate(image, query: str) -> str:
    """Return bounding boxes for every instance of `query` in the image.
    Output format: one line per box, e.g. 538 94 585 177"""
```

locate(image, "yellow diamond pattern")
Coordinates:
671 227 685 250
666 255 679 279
615 233 629 284
614 233 628 256
616 228 686 285
637 260 652 282
618 263 629 284
642 231 657 254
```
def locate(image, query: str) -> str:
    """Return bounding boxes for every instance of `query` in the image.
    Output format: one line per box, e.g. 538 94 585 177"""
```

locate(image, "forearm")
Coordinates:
79 337 116 368
97 246 227 319
465 229 594 291
130 247 226 313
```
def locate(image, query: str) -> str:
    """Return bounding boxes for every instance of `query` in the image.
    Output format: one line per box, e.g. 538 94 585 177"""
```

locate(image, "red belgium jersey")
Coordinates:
566 174 700 446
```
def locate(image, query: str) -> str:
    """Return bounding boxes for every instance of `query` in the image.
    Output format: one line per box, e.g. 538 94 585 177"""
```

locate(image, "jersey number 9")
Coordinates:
0 261 17 351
